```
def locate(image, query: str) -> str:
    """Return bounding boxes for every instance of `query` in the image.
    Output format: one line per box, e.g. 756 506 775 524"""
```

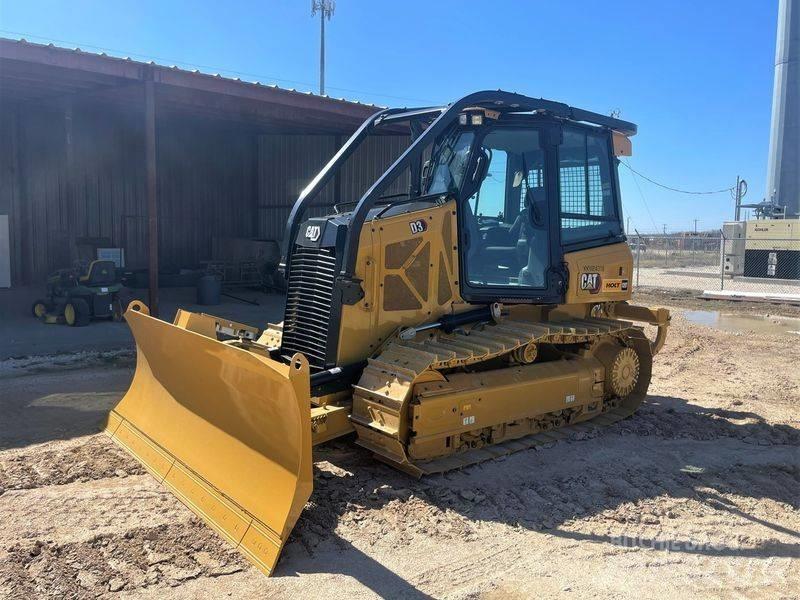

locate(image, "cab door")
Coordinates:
457 123 565 304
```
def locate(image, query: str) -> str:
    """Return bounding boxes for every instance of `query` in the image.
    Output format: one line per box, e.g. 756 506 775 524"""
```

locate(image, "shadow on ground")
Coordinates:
281 536 435 599
291 394 800 574
0 367 130 450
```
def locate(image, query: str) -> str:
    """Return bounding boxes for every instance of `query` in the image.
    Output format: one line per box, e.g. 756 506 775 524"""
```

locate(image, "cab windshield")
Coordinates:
461 126 551 289
424 123 621 293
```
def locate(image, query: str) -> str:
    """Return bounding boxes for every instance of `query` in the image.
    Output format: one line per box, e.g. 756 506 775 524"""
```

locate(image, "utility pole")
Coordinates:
311 0 335 95
693 219 699 234
732 176 748 221
663 224 667 235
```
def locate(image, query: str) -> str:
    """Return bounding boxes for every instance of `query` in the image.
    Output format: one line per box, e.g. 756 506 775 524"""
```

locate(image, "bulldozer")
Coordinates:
105 91 670 575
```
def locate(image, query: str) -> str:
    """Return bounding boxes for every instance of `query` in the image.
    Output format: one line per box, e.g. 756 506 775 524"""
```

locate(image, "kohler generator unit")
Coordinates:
724 220 800 279
744 220 800 278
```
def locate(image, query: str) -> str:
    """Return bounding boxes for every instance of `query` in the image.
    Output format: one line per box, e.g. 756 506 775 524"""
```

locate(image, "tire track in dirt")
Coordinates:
0 435 144 492
1 521 246 598
0 476 191 548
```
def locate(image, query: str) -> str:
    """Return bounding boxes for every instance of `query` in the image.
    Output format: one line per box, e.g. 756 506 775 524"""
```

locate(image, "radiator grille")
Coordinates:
280 245 337 369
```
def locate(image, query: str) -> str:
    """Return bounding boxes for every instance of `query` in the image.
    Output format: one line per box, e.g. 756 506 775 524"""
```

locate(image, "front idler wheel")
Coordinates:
596 343 641 398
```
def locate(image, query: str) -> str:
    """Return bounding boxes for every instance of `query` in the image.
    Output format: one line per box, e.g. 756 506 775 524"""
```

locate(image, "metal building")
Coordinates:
0 38 407 301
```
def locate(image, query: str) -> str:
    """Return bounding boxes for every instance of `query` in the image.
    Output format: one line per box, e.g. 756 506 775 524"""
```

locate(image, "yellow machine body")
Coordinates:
105 92 670 576
335 200 637 364
335 200 463 365
106 220 665 573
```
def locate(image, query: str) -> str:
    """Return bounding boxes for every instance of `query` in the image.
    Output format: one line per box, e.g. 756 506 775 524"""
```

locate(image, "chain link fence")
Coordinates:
629 235 800 298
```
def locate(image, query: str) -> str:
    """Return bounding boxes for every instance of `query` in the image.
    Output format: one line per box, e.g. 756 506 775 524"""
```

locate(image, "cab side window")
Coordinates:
559 127 620 244
469 150 507 219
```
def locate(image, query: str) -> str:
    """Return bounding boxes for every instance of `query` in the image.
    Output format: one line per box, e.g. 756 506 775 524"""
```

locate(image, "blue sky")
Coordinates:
0 1 780 233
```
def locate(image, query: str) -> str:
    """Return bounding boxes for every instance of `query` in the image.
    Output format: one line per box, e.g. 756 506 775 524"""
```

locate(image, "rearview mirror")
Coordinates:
460 151 490 200
421 159 432 188
472 152 490 183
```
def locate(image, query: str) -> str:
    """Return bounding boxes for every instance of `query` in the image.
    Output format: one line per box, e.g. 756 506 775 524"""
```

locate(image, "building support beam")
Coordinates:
334 134 342 206
144 77 159 317
8 105 25 285
64 99 77 264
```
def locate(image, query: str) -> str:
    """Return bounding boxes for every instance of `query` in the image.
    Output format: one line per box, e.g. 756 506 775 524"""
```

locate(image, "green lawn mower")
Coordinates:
32 260 125 326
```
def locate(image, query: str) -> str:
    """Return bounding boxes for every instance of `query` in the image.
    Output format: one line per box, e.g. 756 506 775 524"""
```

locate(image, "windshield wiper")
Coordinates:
335 192 410 214
377 192 410 203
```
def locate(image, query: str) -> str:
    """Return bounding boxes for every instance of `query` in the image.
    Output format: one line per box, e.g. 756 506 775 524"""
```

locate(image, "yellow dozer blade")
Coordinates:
105 301 313 575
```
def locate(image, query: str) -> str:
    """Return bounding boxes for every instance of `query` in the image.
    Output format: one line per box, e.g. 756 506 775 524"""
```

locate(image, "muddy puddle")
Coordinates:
683 309 800 335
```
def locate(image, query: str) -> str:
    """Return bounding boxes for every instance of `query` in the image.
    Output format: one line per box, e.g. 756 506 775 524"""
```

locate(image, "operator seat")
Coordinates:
513 188 548 287
462 195 483 270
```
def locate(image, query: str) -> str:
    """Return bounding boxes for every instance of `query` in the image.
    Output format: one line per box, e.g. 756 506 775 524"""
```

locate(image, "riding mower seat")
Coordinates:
80 260 117 286
32 260 125 326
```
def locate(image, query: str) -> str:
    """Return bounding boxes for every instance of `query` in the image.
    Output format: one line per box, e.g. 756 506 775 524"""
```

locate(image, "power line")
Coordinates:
622 165 661 234
619 160 734 195
0 28 441 105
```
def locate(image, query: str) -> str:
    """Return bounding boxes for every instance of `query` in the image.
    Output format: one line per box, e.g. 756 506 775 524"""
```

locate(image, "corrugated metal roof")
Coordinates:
0 36 383 111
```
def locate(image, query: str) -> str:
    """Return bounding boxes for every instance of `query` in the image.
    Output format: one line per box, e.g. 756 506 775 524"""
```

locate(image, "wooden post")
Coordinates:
144 78 159 317
64 99 77 264
334 134 342 207
8 107 21 284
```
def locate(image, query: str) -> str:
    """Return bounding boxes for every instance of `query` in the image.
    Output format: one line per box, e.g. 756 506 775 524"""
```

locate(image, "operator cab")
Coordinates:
282 91 635 318
423 110 625 302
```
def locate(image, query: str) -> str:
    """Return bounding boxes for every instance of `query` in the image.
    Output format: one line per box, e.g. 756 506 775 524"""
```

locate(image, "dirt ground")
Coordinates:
1 294 798 599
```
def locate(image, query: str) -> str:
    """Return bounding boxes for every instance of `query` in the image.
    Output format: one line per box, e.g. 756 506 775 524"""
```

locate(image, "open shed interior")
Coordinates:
0 38 409 287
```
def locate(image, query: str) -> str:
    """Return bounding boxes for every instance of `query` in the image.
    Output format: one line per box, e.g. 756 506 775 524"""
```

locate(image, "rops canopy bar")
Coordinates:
281 90 637 280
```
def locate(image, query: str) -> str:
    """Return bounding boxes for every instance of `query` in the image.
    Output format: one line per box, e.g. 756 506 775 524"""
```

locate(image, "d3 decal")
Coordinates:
409 219 428 234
